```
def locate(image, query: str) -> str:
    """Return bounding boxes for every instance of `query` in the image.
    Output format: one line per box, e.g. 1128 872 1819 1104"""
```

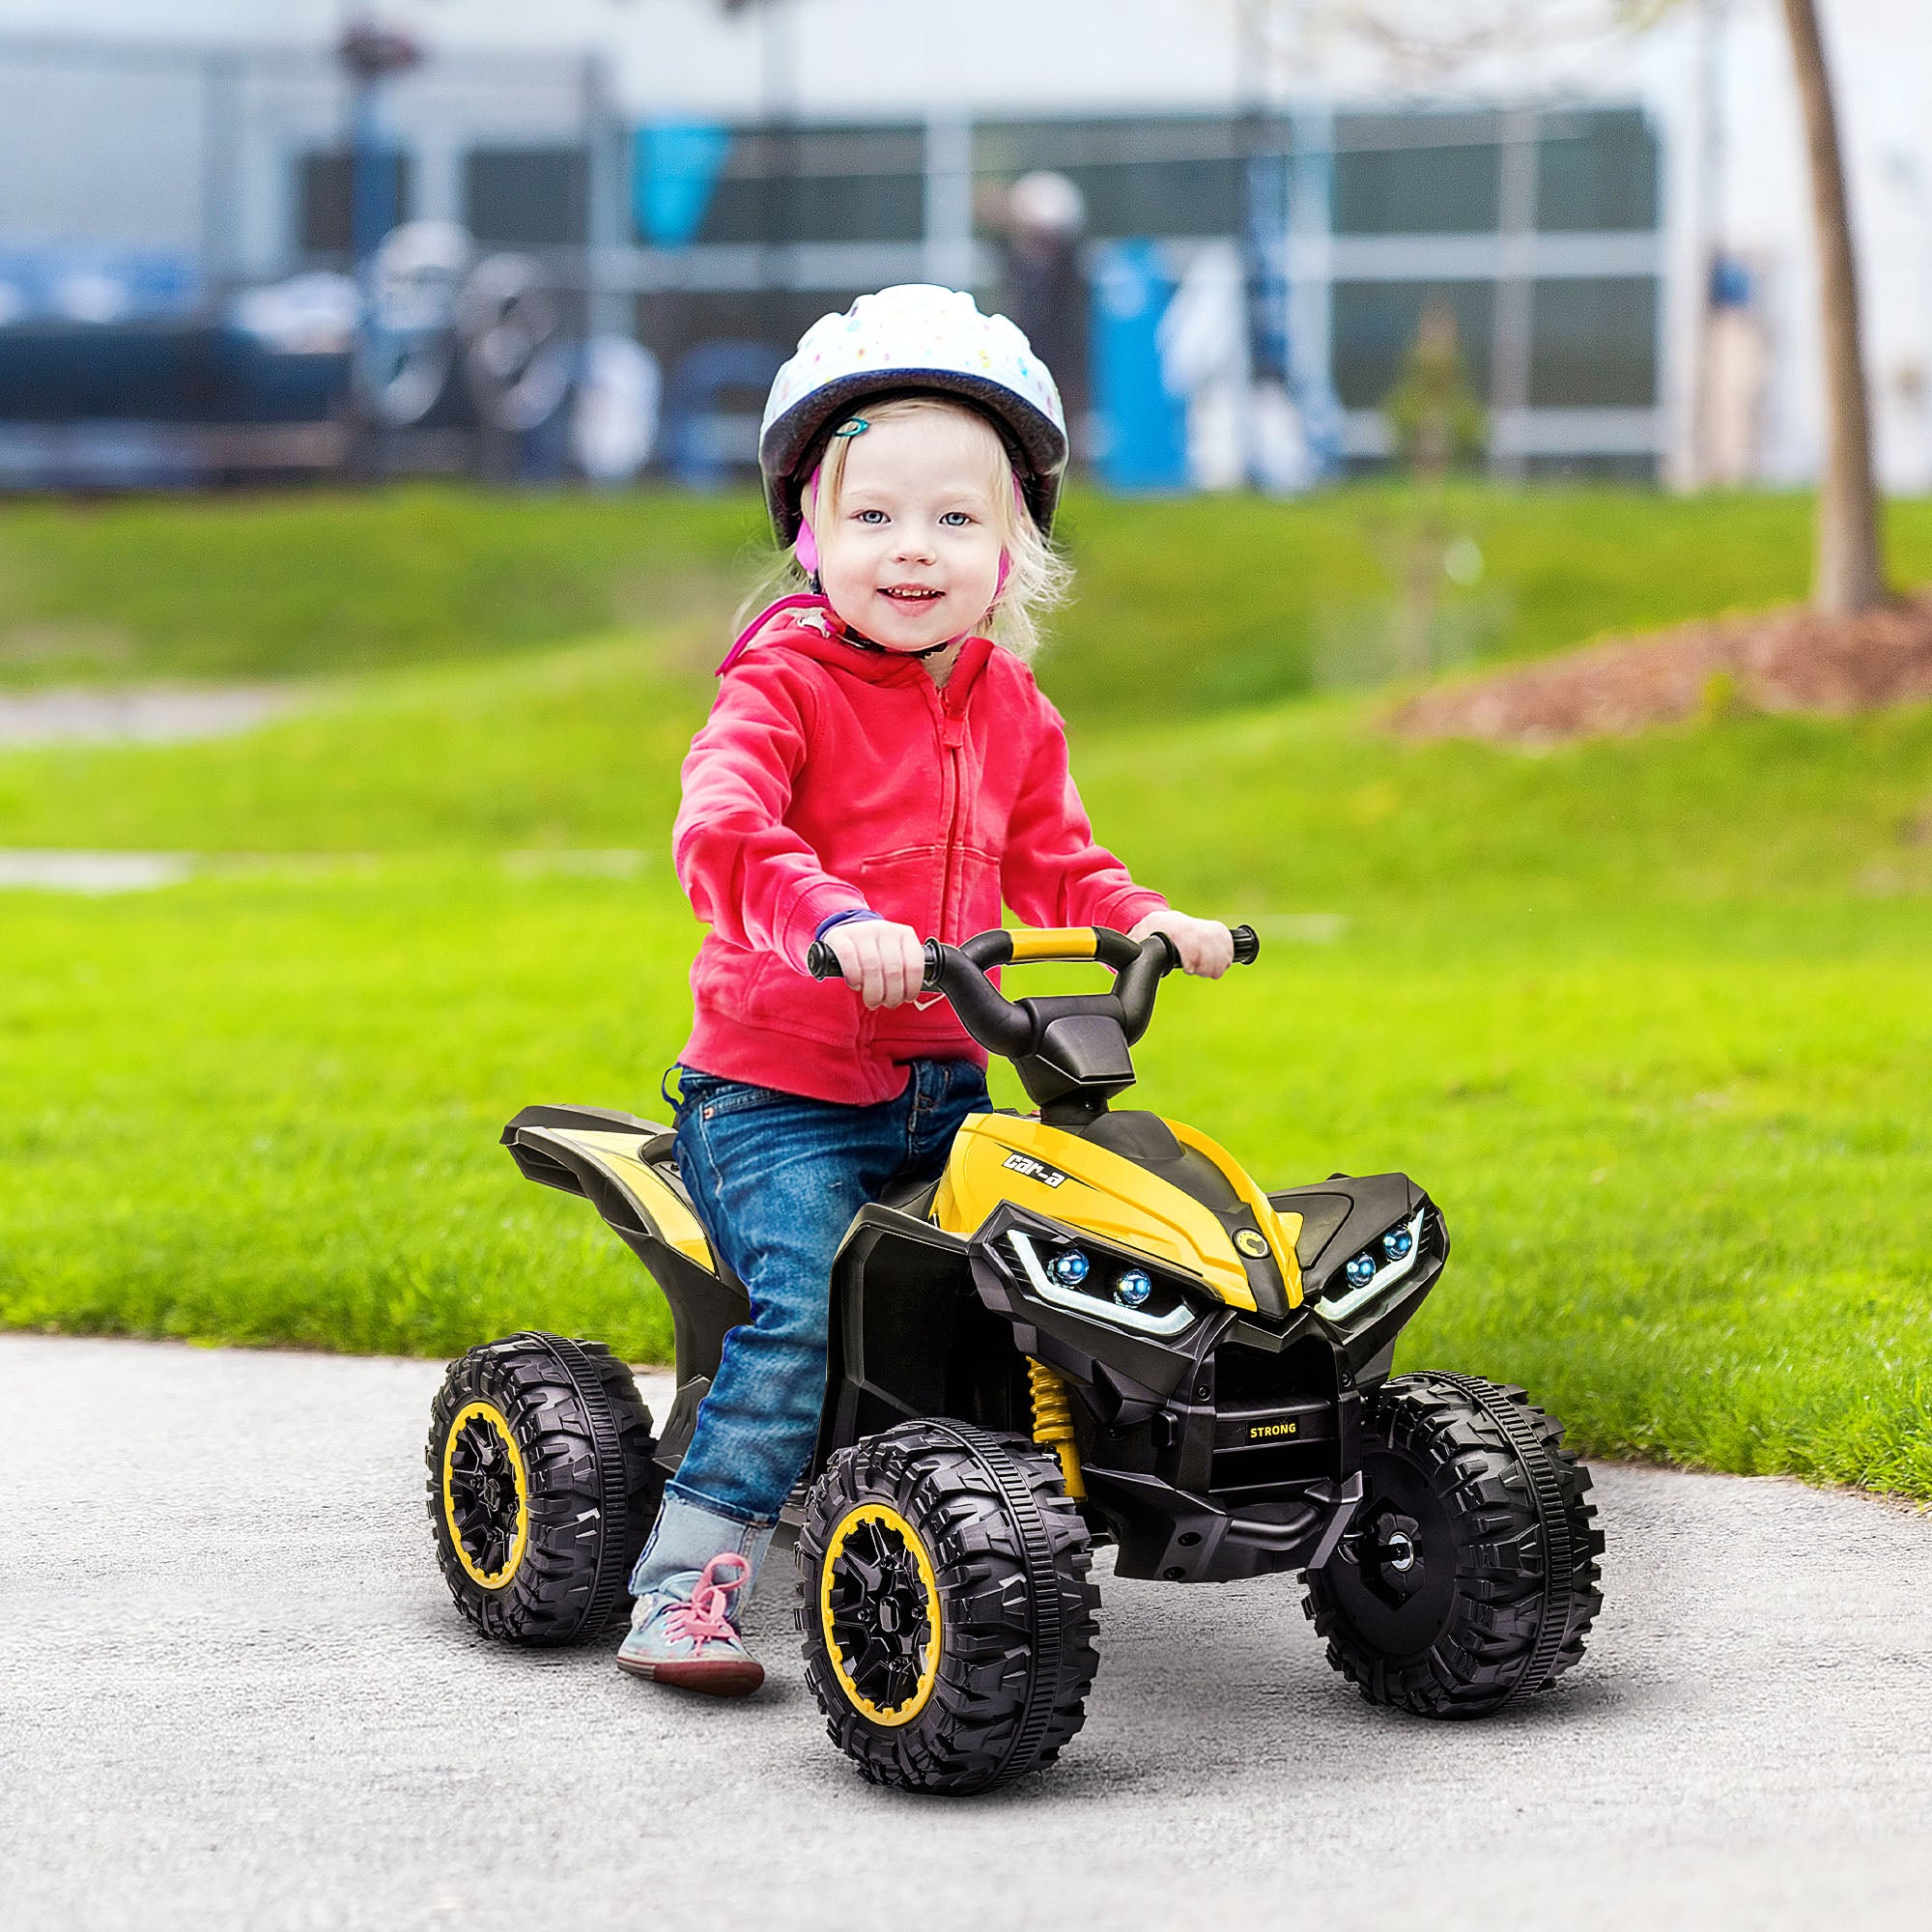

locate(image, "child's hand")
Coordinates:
827 920 929 1009
1128 909 1236 980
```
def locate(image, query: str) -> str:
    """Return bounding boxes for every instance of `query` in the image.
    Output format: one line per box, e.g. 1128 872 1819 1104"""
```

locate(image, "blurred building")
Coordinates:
0 0 1923 494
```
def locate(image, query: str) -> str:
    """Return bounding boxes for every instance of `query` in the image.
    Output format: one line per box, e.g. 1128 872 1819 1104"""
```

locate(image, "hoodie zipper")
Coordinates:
933 683 967 946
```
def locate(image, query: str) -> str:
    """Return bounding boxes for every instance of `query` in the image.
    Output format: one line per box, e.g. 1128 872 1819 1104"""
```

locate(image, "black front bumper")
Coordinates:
970 1198 1446 1583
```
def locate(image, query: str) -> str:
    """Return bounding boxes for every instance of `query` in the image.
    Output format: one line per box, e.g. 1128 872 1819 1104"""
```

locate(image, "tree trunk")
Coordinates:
1780 0 1885 612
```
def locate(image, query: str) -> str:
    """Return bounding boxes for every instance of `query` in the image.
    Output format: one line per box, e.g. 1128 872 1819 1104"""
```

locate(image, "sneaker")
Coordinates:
616 1551 764 1697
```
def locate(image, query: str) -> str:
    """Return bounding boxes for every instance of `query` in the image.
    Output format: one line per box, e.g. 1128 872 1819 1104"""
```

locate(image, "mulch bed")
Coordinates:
1388 591 1932 746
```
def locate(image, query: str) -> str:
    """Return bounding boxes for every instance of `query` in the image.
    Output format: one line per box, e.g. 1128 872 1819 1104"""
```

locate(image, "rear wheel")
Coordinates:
798 1420 1100 1794
1302 1372 1604 1717
426 1331 662 1645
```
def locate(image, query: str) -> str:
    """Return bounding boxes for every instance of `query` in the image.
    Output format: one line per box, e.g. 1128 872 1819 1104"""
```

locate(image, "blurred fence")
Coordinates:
0 30 1668 492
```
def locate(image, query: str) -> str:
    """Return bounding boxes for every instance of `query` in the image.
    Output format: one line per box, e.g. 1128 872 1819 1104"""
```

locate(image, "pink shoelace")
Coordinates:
663 1552 752 1651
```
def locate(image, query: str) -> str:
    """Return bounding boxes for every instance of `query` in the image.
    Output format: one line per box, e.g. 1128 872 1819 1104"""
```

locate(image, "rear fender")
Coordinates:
500 1104 750 1396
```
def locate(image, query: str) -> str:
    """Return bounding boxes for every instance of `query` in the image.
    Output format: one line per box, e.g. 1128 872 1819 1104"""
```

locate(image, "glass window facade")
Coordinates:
635 289 867 377
465 147 588 248
1322 105 1662 469
974 117 1275 239
1333 113 1502 236
1527 276 1657 408
688 126 925 244
622 101 1662 478
1331 281 1495 411
297 150 413 257
1534 108 1659 232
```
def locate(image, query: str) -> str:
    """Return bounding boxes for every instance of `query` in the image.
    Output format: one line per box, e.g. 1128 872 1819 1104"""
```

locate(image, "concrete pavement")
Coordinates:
3 1332 1928 1931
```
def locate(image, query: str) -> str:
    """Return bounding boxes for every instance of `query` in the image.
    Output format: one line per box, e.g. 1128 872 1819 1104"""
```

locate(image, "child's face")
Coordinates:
814 410 1007 653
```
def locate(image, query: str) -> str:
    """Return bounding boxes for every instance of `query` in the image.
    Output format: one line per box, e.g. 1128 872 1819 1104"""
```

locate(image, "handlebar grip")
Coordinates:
807 937 947 989
1230 923 1261 966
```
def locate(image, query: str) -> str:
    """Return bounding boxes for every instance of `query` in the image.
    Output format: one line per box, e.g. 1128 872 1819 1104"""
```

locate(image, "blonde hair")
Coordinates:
737 393 1070 662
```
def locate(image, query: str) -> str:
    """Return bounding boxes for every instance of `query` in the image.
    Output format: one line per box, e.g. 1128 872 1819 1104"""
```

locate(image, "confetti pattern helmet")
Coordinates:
758 284 1069 546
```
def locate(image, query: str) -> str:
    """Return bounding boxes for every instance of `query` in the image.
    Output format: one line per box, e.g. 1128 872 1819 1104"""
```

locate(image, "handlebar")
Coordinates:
805 923 1260 1060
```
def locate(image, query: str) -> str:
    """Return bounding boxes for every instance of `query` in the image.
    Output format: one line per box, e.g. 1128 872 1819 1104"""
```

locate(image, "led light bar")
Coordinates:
1006 1231 1197 1338
1317 1206 1429 1322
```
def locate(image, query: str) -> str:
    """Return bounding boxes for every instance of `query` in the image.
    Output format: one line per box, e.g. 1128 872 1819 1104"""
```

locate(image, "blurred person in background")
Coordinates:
1002 171 1091 465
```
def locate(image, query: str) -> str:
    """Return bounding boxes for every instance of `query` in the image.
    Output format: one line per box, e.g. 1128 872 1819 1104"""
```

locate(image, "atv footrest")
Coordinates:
1082 1465 1361 1583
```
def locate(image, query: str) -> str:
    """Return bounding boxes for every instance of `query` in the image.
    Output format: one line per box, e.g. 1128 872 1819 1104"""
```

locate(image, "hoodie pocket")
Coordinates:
854 842 1005 943
854 845 947 938
945 843 1004 947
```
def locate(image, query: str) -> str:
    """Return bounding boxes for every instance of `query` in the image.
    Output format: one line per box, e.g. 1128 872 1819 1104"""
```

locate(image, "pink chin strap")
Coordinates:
795 464 1020 598
794 473 823 575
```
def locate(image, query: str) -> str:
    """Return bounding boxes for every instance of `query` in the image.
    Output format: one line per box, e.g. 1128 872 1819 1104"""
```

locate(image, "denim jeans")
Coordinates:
665 1057 990 1526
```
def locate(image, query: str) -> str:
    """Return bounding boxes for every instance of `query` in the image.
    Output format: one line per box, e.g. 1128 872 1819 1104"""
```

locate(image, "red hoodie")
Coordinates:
672 601 1166 1104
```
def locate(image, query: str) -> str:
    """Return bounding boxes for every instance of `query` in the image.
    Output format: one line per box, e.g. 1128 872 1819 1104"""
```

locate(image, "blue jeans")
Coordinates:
665 1058 991 1526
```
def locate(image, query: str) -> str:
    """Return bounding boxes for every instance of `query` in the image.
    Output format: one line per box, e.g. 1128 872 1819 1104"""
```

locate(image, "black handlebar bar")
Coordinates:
804 923 1259 1061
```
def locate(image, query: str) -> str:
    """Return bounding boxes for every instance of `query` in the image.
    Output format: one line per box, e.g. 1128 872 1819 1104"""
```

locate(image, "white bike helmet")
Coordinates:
758 284 1069 545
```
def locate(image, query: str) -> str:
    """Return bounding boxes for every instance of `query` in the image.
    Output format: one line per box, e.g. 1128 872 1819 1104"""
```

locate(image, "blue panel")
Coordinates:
1090 240 1186 493
633 122 734 247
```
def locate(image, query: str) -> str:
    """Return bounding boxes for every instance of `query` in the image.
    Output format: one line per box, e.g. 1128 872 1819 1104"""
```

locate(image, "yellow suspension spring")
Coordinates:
1027 1358 1086 1500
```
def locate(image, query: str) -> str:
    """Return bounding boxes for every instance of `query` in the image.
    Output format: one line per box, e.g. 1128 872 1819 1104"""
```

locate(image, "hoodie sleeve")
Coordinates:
1000 689 1167 936
672 658 870 965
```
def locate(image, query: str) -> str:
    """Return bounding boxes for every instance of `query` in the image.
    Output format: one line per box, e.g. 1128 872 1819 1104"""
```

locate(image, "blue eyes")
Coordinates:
849 510 975 527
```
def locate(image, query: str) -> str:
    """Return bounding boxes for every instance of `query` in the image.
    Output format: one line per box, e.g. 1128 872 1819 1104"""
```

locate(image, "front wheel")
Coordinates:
1303 1372 1604 1718
798 1421 1100 1794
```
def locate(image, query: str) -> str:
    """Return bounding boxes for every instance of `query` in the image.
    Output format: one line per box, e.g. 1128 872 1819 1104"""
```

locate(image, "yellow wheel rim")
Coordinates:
441 1400 529 1589
819 1502 943 1727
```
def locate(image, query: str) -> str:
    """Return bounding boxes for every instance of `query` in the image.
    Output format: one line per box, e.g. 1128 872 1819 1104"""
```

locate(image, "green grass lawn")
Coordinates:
2 485 1929 1498
11 480 1932 722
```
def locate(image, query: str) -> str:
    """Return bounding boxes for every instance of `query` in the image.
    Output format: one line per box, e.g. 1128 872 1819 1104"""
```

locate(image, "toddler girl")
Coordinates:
618 284 1232 1695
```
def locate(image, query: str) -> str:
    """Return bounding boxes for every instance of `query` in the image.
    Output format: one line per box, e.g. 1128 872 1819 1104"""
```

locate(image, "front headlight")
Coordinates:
1006 1230 1198 1338
1319 1206 1429 1321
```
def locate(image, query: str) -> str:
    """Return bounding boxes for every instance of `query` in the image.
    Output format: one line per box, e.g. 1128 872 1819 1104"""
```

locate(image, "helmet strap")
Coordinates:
795 463 824 577
828 612 958 660
988 475 1024 604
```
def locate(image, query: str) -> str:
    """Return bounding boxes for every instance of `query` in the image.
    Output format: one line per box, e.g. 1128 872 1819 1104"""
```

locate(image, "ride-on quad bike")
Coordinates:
427 924 1604 1793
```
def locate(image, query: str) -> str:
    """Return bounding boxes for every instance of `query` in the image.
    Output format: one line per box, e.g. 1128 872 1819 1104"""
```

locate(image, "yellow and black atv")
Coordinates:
426 924 1603 1794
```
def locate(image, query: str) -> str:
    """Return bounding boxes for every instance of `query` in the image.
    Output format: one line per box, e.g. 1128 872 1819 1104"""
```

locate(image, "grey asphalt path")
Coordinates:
4 1334 1929 1932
